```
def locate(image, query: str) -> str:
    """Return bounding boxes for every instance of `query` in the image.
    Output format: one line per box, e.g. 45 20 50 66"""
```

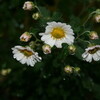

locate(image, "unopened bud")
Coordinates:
1 68 11 76
20 32 32 42
74 67 80 73
23 1 35 11
32 12 40 20
94 14 100 23
42 44 51 54
95 9 100 15
29 41 36 49
89 31 99 40
68 45 76 55
64 65 73 74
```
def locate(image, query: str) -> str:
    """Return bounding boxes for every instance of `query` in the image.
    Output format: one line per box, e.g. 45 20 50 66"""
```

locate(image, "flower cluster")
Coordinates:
12 1 100 68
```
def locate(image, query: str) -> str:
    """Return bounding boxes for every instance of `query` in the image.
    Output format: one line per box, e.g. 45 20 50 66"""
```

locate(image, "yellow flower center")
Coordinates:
19 49 33 57
51 27 65 39
88 47 100 54
21 37 26 41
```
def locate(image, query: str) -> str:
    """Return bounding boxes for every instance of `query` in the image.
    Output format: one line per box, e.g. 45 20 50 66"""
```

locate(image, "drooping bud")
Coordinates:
1 68 11 76
23 1 35 11
32 12 40 20
20 32 32 42
42 44 51 54
68 45 76 55
89 31 99 40
94 14 100 23
64 65 73 74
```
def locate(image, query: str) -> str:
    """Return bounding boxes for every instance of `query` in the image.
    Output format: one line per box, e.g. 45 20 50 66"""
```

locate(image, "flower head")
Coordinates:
1 68 11 76
23 1 35 11
74 67 80 73
64 65 73 74
82 45 100 62
12 46 42 67
94 14 100 23
20 32 32 42
42 44 51 54
39 21 75 48
32 12 40 20
68 45 76 55
89 31 99 40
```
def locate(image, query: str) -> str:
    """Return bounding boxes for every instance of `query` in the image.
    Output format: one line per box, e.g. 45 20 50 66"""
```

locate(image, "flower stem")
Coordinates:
78 38 91 45
83 11 96 26
76 31 90 40
30 33 42 42
35 6 42 15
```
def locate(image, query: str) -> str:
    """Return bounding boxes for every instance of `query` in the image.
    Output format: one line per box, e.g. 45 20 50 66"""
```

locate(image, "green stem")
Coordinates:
78 38 91 45
35 6 42 15
83 11 96 26
30 33 42 42
76 31 90 40
35 39 42 42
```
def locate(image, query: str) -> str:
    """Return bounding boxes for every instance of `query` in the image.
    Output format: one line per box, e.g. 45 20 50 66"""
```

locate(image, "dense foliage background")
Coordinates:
0 0 100 100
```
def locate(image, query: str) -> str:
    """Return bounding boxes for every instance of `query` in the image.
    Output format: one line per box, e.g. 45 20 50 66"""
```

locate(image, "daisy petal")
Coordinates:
39 21 75 48
12 46 42 67
85 54 92 62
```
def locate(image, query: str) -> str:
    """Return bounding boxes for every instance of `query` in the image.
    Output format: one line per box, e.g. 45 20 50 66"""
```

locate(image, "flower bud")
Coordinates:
64 65 73 74
68 45 76 55
95 9 100 15
1 68 11 76
42 44 51 54
89 31 99 40
32 12 40 20
29 41 36 49
94 14 100 23
20 32 32 42
74 67 80 73
23 1 35 11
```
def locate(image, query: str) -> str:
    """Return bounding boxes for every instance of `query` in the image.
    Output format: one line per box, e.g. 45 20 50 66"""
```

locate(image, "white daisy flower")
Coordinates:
12 46 42 67
23 1 35 11
20 32 32 42
82 45 100 62
94 14 100 23
39 21 75 48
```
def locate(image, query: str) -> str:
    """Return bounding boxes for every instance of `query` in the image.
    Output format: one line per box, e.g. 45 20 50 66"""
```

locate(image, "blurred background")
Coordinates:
0 0 100 100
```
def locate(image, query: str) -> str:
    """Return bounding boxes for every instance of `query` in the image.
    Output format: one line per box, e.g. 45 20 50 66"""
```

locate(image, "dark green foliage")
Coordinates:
0 0 100 100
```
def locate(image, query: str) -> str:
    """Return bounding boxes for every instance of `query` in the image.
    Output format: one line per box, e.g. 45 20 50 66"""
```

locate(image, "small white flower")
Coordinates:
89 31 99 40
12 46 42 67
42 44 51 54
32 12 40 20
23 1 35 11
82 45 100 62
20 32 32 42
39 21 75 48
94 14 100 23
68 45 76 55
